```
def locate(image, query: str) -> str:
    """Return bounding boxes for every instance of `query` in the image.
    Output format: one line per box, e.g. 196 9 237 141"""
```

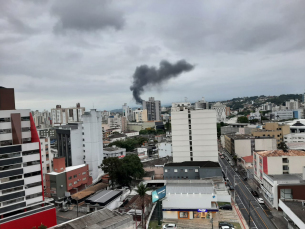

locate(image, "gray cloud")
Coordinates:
51 0 125 33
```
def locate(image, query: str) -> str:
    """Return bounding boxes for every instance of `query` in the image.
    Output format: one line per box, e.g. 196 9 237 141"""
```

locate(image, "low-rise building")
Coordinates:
164 161 222 180
45 157 92 201
224 134 276 158
158 141 172 158
284 133 305 143
108 133 126 142
163 179 230 220
286 120 305 133
251 122 291 146
271 110 293 120
279 199 305 229
103 146 126 159
241 155 253 169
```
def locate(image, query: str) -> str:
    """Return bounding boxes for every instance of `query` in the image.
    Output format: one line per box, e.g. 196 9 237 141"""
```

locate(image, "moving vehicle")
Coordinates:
257 198 264 204
219 204 232 210
219 152 222 156
227 185 234 190
221 156 225 159
163 223 177 229
251 190 259 197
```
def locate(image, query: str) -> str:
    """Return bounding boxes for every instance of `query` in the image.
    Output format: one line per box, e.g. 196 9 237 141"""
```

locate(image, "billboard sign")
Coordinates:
152 186 166 203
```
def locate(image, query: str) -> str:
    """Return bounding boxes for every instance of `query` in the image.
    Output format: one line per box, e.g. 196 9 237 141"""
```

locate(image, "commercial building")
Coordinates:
0 87 56 229
56 109 103 182
127 121 161 132
171 102 218 162
133 109 148 122
279 199 305 229
45 157 92 201
288 120 305 133
271 110 293 120
251 122 290 146
142 97 161 121
211 102 226 123
162 179 230 220
158 141 172 158
163 161 222 180
221 123 259 135
284 133 305 143
51 103 85 126
103 146 126 159
224 134 276 158
286 99 299 110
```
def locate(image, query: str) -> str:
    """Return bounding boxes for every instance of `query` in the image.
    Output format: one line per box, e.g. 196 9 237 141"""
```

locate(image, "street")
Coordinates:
218 152 276 229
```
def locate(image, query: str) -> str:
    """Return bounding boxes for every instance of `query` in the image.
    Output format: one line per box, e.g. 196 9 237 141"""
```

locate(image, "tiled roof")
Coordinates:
242 155 253 163
71 183 109 201
256 150 305 157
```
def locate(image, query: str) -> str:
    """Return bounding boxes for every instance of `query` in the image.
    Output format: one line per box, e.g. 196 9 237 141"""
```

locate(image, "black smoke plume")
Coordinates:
130 59 195 104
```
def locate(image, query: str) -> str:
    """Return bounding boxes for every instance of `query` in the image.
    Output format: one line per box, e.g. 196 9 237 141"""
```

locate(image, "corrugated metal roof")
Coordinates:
167 183 213 194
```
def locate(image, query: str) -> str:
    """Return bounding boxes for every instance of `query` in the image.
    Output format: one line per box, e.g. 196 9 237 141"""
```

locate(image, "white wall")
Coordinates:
267 157 284 174
235 140 251 157
288 156 305 174
158 142 172 158
163 211 178 219
255 139 277 151
70 125 83 167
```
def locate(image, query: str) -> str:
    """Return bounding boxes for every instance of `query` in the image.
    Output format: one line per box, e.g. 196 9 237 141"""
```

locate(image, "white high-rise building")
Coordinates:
195 97 209 110
285 99 299 110
51 103 85 126
211 102 226 122
171 102 218 162
122 103 133 121
82 109 104 182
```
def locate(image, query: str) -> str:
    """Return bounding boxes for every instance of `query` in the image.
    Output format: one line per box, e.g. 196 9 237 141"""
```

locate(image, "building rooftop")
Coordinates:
86 190 122 206
287 142 305 150
165 161 220 168
167 182 213 194
227 123 249 126
256 150 305 157
52 208 132 229
103 146 126 152
71 183 109 201
144 171 155 177
123 194 152 210
108 134 126 139
241 155 253 163
281 199 305 223
266 174 304 183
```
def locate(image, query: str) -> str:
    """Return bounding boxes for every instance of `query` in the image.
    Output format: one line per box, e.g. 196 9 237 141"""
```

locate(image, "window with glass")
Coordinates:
280 189 292 199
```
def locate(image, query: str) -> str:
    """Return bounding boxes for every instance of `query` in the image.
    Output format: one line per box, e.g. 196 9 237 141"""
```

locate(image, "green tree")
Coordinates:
135 183 149 227
38 224 47 229
237 116 248 123
123 154 145 180
101 157 122 189
165 121 171 131
278 142 289 152
249 119 259 124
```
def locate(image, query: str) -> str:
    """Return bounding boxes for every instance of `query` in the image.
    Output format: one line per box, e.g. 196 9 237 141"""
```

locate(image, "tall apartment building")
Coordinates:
122 103 133 121
171 102 218 162
142 97 161 121
56 109 103 183
51 103 85 126
194 97 209 110
252 122 290 146
285 99 299 110
108 114 121 129
133 109 148 122
32 110 51 128
0 87 56 228
211 102 226 123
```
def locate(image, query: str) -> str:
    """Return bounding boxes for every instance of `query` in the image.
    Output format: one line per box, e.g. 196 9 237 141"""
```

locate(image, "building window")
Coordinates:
83 139 85 141
68 176 72 180
83 144 85 147
74 181 77 184
283 165 289 170
83 177 86 180
69 183 72 186
165 169 168 172
195 169 199 172
280 189 292 199
282 158 289 163
185 169 188 172
82 172 86 175
74 175 77 178
174 169 178 172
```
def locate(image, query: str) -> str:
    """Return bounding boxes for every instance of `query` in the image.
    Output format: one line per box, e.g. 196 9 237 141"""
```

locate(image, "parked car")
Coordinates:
219 152 222 156
163 224 177 229
219 222 234 228
227 185 234 190
219 204 232 210
257 198 264 204
251 191 259 197
221 156 225 159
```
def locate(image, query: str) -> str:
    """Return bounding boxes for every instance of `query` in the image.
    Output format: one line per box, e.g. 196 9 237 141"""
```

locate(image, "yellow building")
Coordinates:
251 122 290 146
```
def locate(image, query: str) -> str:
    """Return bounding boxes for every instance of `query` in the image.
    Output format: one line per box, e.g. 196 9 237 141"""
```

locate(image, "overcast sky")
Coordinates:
1 0 305 111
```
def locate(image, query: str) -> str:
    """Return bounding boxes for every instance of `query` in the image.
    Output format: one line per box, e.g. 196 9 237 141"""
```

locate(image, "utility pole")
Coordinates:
157 200 161 226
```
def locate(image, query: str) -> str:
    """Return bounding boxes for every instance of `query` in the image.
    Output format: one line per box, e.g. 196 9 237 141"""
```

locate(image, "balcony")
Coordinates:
0 133 12 141
22 131 31 139
21 121 30 128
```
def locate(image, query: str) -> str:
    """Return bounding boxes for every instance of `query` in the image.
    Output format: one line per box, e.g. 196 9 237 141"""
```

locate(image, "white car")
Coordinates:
257 198 264 204
163 223 177 229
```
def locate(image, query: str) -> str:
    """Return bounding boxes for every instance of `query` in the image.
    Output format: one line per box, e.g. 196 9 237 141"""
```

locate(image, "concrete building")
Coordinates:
56 110 103 182
221 123 258 135
162 179 230 220
211 102 226 123
171 102 218 162
286 120 305 133
251 122 291 146
248 111 261 121
0 87 56 229
127 121 159 132
303 91 305 103
45 157 92 201
103 146 126 159
142 97 161 121
279 199 305 229
122 103 133 122
51 103 85 126
32 110 51 128
224 134 276 158
158 141 172 158
271 110 294 120
133 109 148 122
162 113 170 122
225 107 231 116
163 161 222 180
194 97 209 110
108 114 121 129
286 99 299 110
284 133 305 143
261 102 273 111
39 137 54 189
